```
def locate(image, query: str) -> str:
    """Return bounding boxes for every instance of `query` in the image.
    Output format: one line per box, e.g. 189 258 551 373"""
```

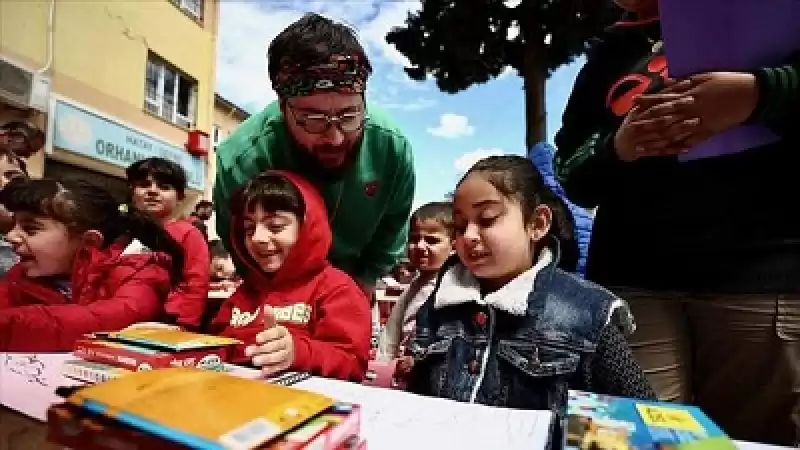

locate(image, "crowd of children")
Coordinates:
0 148 648 393
0 149 657 447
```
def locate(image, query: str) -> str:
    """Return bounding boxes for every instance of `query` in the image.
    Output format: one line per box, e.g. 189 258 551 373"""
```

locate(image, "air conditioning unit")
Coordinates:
0 56 50 113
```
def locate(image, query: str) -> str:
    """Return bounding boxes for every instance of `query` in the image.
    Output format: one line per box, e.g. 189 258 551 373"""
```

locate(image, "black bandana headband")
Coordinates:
272 53 369 98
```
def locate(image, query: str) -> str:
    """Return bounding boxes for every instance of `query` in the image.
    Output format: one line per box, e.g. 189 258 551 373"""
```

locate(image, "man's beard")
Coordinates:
291 138 362 182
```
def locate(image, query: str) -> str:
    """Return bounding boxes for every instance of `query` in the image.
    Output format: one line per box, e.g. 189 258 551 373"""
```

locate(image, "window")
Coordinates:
212 125 222 148
144 55 197 129
172 0 203 20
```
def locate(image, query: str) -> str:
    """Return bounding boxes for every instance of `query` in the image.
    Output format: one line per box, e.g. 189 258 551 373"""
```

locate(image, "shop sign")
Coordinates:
52 100 205 190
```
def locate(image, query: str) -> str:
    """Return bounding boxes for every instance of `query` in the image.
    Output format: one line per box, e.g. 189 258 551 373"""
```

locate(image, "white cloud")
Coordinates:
382 98 436 111
216 1 423 113
216 2 300 110
357 1 421 67
497 66 517 79
454 148 506 173
427 113 475 139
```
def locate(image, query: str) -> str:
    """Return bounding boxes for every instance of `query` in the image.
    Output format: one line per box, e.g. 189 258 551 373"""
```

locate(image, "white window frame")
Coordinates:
144 55 197 129
212 124 222 148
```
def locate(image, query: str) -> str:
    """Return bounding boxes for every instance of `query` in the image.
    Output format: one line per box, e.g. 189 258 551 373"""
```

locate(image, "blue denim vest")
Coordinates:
408 240 629 415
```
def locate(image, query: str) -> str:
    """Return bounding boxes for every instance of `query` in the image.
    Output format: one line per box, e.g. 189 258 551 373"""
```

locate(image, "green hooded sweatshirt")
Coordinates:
213 101 415 286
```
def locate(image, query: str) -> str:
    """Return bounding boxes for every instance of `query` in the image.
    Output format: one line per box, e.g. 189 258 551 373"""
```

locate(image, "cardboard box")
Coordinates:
62 359 133 384
64 368 333 449
564 390 736 450
73 329 240 372
47 402 360 450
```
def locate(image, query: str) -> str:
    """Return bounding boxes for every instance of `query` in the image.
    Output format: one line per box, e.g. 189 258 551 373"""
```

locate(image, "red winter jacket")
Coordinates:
164 220 210 329
211 171 371 381
0 239 173 352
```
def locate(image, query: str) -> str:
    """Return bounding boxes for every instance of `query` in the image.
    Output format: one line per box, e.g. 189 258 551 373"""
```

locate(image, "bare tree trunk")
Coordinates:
523 46 547 148
521 2 547 149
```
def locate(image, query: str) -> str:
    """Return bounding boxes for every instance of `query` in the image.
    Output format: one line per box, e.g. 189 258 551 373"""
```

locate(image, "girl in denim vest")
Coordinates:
407 155 654 413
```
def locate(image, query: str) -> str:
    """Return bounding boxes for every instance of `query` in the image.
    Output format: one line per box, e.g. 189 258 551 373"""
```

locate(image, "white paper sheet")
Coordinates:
296 377 554 450
0 353 77 421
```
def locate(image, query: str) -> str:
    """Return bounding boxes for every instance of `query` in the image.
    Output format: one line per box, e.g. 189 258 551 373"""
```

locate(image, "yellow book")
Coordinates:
66 368 334 450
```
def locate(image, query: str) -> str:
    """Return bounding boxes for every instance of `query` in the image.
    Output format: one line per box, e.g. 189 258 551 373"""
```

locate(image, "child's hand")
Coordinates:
245 306 295 376
394 356 414 379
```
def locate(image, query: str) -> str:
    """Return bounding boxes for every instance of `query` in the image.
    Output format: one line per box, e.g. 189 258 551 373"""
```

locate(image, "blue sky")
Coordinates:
215 1 585 210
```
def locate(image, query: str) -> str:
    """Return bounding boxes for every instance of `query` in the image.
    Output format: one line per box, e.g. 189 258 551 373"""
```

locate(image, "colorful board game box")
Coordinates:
564 390 736 450
65 368 334 450
74 330 239 372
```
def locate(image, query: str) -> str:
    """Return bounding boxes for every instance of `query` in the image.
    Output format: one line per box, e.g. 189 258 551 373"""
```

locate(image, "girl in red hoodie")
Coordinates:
210 171 371 381
0 178 184 352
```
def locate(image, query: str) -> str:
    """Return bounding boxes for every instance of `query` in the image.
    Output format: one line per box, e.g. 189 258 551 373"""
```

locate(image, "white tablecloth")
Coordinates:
0 353 789 450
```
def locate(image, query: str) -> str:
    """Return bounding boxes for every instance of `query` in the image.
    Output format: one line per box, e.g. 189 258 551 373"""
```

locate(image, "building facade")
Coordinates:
0 0 219 215
213 94 249 150
202 94 249 240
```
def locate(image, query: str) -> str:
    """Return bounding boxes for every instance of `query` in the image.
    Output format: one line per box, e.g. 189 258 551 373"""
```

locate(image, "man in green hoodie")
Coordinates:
213 13 415 299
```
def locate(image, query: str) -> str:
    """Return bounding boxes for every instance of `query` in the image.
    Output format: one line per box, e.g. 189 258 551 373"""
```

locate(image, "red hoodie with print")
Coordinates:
210 171 371 381
0 239 172 352
163 220 210 329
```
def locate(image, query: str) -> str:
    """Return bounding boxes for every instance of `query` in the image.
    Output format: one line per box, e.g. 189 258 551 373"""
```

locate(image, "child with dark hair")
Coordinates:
210 171 371 381
408 155 653 413
191 200 214 240
208 239 239 293
379 202 455 360
209 239 234 279
0 147 29 277
126 157 210 330
0 179 183 351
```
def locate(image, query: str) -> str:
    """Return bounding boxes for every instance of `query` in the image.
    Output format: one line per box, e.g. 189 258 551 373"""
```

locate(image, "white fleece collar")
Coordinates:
434 248 553 316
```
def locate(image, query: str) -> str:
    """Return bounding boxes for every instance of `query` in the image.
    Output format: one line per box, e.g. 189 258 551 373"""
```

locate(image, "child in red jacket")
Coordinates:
126 157 210 330
210 171 371 381
0 178 184 352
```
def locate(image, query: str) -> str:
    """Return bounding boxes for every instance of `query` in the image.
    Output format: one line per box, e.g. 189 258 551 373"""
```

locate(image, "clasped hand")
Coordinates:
245 306 295 376
614 72 759 162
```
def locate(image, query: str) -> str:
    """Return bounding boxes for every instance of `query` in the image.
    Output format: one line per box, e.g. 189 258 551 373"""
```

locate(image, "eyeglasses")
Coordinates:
286 103 365 134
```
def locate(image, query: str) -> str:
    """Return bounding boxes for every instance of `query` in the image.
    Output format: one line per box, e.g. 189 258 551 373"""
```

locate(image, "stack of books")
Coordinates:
47 367 366 450
564 390 736 450
62 327 311 387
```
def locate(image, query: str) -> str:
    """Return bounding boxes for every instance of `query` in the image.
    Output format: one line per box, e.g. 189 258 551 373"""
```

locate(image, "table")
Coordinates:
0 353 789 450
